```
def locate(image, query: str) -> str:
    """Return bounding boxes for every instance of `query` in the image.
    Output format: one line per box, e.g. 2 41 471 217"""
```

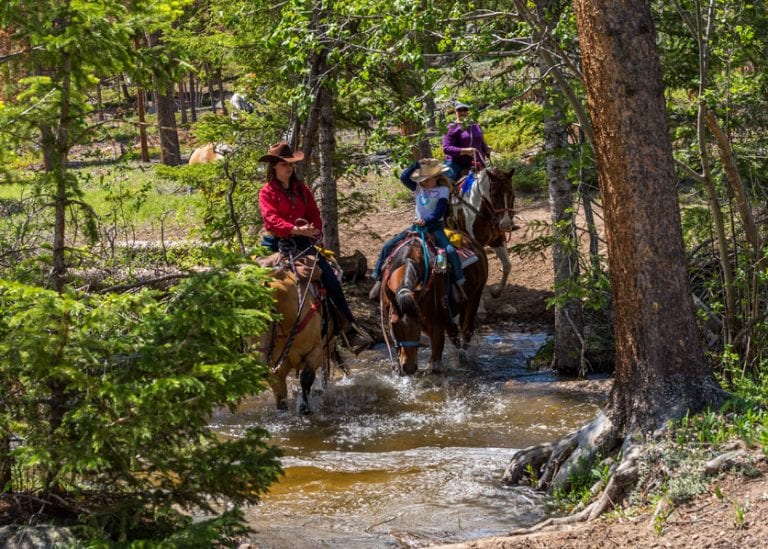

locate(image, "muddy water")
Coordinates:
212 329 605 548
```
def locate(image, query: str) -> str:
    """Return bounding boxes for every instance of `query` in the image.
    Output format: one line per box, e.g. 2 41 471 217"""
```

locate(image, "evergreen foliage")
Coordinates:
0 262 283 543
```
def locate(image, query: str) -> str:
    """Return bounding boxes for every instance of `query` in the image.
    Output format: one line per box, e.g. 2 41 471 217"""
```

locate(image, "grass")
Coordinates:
0 161 205 240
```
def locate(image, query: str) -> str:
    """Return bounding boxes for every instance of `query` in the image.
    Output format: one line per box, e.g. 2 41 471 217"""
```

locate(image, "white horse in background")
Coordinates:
448 167 516 297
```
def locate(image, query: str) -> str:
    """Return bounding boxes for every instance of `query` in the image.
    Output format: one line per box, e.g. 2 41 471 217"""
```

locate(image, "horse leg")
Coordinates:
429 325 446 374
491 245 511 297
299 346 324 414
460 283 486 350
268 367 290 411
299 367 316 415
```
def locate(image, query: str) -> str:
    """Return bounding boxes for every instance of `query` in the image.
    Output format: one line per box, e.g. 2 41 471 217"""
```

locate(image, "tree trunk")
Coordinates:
217 68 228 117
287 107 301 151
545 98 584 376
136 86 149 162
300 47 323 183
205 63 215 114
188 72 197 122
0 435 10 493
50 54 73 293
178 80 188 125
317 83 339 255
573 0 723 431
96 80 104 121
118 74 133 106
503 4 727 520
146 31 181 166
153 82 181 166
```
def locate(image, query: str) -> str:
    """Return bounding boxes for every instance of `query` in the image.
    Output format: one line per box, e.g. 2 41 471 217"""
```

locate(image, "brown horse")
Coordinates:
256 267 335 414
380 231 488 375
448 167 516 297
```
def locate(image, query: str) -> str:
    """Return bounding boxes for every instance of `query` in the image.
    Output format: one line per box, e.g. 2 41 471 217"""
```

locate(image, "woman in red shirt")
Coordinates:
258 142 371 354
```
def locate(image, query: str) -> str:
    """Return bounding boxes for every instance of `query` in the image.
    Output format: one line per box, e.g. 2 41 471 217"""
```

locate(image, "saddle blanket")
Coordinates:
457 248 479 268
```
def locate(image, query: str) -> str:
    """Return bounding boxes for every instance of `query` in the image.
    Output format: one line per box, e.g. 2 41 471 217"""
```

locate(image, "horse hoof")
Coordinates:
300 404 312 415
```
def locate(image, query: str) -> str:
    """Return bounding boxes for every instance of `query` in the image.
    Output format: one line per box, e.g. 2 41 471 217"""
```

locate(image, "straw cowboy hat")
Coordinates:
411 158 452 183
258 142 305 163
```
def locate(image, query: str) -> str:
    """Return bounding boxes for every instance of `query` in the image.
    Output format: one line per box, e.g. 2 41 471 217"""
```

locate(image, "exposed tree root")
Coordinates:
502 413 645 534
502 410 760 539
503 412 620 491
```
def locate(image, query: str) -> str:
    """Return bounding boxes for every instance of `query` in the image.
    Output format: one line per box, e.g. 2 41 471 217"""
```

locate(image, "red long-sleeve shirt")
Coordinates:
258 178 322 238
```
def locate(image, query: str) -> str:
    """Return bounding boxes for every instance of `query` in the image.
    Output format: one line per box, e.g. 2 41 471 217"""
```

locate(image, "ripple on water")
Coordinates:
211 328 605 547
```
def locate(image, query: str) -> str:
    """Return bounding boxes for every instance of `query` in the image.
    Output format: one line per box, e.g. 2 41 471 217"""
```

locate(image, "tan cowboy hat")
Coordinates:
411 158 452 183
258 142 305 163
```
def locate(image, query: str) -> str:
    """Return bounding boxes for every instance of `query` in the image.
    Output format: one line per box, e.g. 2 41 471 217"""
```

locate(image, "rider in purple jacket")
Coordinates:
442 101 491 182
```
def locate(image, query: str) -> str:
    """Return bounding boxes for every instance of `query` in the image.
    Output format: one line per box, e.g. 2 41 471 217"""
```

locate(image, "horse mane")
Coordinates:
394 259 421 317
387 240 425 318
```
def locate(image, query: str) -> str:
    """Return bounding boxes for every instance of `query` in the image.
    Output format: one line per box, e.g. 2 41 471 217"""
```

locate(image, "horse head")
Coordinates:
483 167 516 231
382 239 428 375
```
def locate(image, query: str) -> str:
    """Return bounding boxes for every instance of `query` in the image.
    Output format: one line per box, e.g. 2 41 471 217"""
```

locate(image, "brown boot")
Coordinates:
368 280 382 301
342 323 374 355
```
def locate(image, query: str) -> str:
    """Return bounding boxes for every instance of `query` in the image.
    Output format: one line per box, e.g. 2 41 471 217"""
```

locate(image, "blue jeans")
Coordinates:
370 229 410 280
444 160 469 183
371 224 463 283
262 235 355 324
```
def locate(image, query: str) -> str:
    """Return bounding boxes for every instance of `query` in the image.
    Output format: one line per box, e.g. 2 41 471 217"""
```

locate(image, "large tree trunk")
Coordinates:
503 0 726 522
545 98 584 376
574 0 722 431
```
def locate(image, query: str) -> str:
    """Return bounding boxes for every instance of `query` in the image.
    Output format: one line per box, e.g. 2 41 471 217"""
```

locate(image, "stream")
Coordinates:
212 327 606 548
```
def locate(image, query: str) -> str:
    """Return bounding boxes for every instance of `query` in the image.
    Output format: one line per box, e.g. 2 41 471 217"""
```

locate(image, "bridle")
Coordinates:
380 232 438 362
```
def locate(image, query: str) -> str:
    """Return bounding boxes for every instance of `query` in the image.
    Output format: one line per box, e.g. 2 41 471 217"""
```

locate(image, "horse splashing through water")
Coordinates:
255 266 338 414
381 231 488 375
448 167 516 297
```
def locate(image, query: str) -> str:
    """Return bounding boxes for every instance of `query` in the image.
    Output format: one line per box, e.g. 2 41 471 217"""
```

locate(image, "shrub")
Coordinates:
0 262 282 544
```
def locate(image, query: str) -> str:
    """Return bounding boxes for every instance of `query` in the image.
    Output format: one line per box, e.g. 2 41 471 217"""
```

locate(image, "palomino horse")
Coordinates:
257 266 335 414
448 167 516 297
188 143 233 164
381 231 488 375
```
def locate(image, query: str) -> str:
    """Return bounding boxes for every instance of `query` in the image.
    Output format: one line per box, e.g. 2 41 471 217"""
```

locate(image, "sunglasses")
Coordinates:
456 107 469 112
